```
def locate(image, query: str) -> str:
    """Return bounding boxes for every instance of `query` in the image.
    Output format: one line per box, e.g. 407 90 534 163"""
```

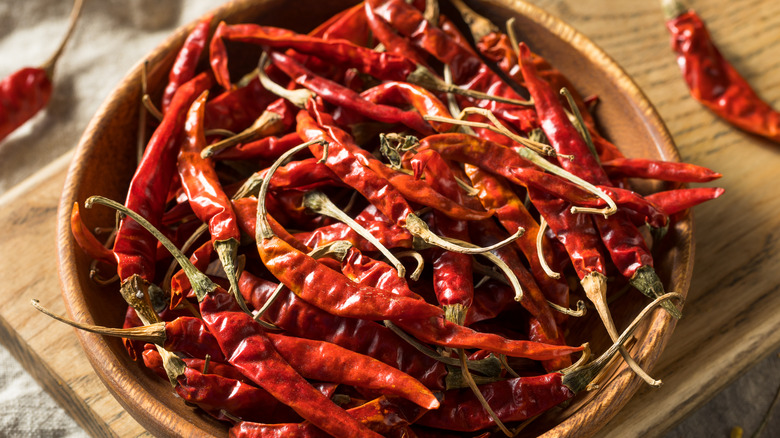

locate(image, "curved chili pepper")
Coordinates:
417 133 602 207
257 232 443 321
295 220 414 252
267 333 439 409
601 157 722 183
360 81 454 133
232 197 311 253
305 101 493 222
170 240 213 308
209 132 302 161
70 203 117 267
296 109 414 225
239 270 447 390
162 14 212 113
114 72 212 282
271 51 436 135
318 2 371 45
663 0 780 142
364 0 432 66
178 91 241 244
646 187 725 215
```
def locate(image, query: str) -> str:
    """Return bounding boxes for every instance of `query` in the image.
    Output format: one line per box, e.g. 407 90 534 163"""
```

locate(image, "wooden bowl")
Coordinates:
57 0 693 436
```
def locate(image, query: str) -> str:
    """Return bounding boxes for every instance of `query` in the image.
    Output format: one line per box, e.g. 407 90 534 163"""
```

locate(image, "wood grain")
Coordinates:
0 0 777 436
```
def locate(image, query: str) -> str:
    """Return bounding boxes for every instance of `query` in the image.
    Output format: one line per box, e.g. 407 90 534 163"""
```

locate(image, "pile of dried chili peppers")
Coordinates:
57 0 722 436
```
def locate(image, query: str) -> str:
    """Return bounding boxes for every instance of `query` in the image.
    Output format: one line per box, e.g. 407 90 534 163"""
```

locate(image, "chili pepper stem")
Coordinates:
85 197 218 301
458 348 513 436
450 0 498 42
255 139 328 240
40 0 84 78
394 250 425 281
581 272 663 387
200 110 285 158
407 65 532 107
630 265 683 319
561 88 599 163
517 147 617 217
444 304 467 326
537 217 562 279
31 299 166 344
214 238 250 314
303 190 407 278
406 213 523 255
562 292 683 393
258 52 313 108
660 0 688 20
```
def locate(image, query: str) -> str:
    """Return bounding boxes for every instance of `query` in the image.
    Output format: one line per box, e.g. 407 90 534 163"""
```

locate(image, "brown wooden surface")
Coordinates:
0 0 778 436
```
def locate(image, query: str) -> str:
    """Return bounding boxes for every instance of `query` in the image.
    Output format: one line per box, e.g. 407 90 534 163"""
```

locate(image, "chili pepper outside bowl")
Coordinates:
57 0 693 436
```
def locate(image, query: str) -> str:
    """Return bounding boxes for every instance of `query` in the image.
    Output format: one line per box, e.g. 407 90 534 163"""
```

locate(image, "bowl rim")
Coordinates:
56 0 694 436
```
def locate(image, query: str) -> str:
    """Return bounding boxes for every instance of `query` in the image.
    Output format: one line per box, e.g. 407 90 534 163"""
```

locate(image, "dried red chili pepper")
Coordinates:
70 202 117 268
600 157 722 183
162 14 212 113
270 51 436 135
295 220 414 253
204 76 278 133
238 270 447 390
88 196 382 438
359 81 455 133
208 131 302 161
177 90 246 309
266 333 439 409
114 72 212 284
339 247 422 299
662 0 780 142
0 0 83 142
646 187 725 215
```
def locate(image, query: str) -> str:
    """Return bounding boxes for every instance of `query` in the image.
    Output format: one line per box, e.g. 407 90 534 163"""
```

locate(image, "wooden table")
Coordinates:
1 0 778 436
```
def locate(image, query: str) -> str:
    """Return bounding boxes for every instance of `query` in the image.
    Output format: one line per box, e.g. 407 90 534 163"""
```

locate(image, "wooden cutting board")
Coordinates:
1 0 779 436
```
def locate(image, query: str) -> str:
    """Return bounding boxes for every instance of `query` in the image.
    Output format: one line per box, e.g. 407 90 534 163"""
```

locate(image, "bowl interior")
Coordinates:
58 0 692 436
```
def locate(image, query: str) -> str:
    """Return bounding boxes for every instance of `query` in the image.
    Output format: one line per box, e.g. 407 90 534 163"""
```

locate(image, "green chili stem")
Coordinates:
85 196 217 301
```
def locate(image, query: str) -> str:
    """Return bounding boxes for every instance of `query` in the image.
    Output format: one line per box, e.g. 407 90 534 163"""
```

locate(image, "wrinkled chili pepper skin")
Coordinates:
114 72 212 282
210 132 302 161
272 52 435 136
267 333 439 409
178 91 240 243
340 247 422 300
646 187 725 215
417 373 573 431
239 270 447 390
666 8 780 142
163 316 226 362
205 76 277 133
519 42 655 279
360 82 454 133
295 220 414 252
141 348 300 424
199 288 381 438
258 233 443 321
213 23 418 83
162 14 212 113
600 157 722 183
0 67 52 142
